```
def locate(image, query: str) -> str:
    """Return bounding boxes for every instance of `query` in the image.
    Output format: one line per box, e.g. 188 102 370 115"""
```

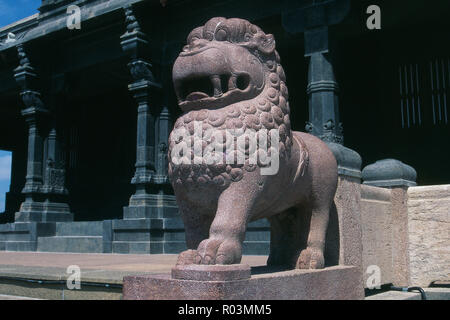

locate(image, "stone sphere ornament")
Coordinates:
168 17 338 269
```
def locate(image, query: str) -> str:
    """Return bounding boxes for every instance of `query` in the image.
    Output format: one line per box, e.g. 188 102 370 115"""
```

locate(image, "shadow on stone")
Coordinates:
325 201 340 267
250 265 290 275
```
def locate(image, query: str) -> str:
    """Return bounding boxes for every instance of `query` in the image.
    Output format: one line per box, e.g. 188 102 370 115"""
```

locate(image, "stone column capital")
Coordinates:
362 159 417 188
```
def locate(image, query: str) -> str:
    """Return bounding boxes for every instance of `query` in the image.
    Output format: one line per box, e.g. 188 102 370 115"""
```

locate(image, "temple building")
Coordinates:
0 0 449 256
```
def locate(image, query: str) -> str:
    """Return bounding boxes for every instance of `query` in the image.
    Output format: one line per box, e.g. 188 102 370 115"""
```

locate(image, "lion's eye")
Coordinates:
215 29 227 41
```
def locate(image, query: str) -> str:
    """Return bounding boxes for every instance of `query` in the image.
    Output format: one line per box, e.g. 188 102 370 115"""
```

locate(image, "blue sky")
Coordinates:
1 1 40 211
0 0 40 28
0 151 12 212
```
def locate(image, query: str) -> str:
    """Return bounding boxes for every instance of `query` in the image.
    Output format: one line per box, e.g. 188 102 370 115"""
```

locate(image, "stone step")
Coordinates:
0 275 121 300
365 288 450 300
55 221 103 237
0 294 43 300
37 236 103 253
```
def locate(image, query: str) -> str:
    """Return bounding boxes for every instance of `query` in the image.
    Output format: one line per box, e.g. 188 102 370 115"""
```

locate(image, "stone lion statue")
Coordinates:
168 17 338 269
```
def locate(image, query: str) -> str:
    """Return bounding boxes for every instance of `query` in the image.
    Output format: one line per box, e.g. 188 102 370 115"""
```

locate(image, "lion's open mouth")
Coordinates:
176 73 250 103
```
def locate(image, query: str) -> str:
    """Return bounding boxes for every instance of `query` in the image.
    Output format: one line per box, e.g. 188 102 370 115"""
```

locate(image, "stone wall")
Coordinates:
407 185 450 287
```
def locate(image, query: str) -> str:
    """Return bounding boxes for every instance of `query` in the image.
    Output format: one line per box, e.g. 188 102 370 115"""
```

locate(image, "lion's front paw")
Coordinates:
296 247 325 269
195 238 242 265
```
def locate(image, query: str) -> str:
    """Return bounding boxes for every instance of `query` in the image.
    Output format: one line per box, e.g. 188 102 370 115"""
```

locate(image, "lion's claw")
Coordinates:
176 249 197 266
195 238 242 265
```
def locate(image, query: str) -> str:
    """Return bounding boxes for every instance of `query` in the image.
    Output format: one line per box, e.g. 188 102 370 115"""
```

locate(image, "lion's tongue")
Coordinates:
186 92 209 101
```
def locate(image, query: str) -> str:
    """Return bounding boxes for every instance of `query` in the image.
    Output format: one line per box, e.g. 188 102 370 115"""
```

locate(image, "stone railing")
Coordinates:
360 184 394 286
361 159 449 288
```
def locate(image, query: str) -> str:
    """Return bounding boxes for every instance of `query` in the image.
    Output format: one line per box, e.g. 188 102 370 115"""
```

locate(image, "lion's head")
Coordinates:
169 18 293 189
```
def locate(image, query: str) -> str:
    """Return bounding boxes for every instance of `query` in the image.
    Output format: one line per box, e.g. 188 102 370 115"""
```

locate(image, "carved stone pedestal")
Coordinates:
123 265 364 300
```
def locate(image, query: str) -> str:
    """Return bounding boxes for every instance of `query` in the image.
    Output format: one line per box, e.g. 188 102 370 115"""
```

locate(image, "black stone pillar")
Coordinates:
129 78 156 186
283 3 364 272
13 45 73 222
22 107 46 195
282 0 350 144
154 106 170 183
306 50 343 144
41 125 70 198
121 5 177 220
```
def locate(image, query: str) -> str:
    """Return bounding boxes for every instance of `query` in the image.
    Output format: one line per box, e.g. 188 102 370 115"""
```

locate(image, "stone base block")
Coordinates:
0 222 56 252
123 265 364 300
172 264 251 282
15 211 73 223
15 201 73 223
124 194 179 219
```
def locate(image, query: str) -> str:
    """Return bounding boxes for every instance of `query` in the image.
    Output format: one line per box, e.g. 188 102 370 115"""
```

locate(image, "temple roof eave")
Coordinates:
0 0 148 53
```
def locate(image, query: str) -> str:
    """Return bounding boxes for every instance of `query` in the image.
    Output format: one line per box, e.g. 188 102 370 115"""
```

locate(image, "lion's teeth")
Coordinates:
210 75 223 97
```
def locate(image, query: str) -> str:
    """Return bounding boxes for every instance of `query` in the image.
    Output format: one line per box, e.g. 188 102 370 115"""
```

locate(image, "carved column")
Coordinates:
14 45 73 222
120 5 176 220
14 46 46 197
154 105 170 184
306 50 343 144
130 78 156 186
282 0 350 144
41 74 71 216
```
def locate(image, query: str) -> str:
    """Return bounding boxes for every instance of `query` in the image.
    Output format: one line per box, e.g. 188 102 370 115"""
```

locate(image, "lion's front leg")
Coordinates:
194 186 253 265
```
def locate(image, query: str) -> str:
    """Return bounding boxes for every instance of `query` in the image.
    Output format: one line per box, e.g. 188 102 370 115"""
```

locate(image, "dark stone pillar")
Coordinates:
128 81 155 214
130 78 156 188
306 51 343 144
120 5 177 221
282 0 350 144
120 4 175 220
13 45 73 223
22 110 45 194
110 5 182 255
154 106 170 184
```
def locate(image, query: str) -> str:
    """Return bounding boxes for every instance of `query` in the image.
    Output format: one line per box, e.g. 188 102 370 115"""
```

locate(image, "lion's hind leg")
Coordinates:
267 206 310 269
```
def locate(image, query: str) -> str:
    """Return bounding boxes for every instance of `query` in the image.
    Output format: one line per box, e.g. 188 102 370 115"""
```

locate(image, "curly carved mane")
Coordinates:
169 18 298 189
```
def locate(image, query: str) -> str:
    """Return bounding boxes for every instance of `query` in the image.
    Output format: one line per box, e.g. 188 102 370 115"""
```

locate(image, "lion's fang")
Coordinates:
228 75 237 90
210 75 223 97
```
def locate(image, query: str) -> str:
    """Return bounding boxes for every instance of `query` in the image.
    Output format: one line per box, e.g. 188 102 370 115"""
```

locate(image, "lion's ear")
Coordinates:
258 33 276 55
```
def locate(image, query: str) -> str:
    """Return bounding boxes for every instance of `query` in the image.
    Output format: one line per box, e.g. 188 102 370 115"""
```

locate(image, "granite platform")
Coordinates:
0 252 266 300
123 265 365 300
